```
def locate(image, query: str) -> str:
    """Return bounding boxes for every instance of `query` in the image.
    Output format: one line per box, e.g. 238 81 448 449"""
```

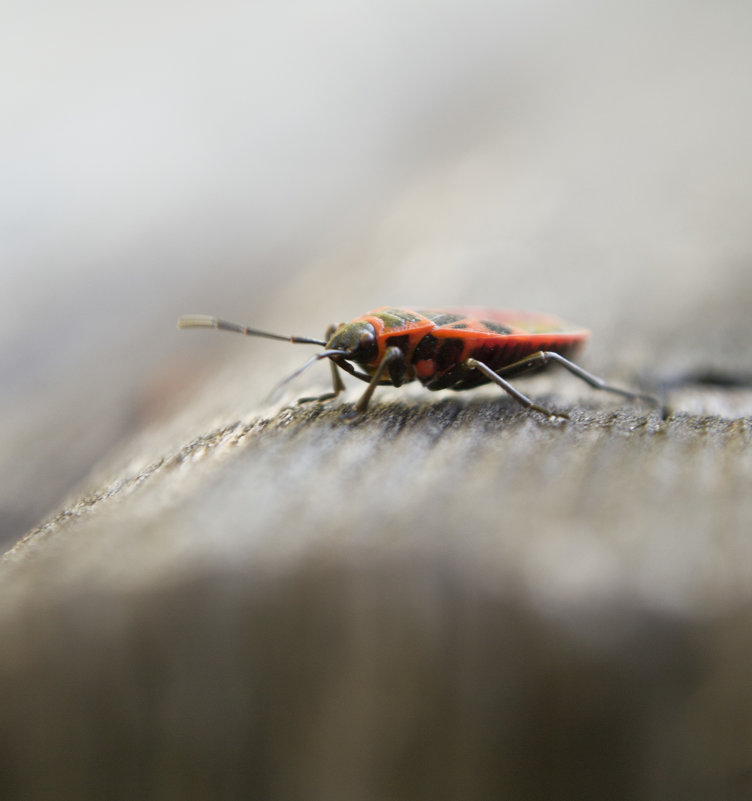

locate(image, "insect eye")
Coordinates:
359 330 375 348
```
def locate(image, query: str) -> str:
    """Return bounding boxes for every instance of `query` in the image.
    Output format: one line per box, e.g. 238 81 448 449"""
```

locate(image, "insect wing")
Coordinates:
417 308 588 337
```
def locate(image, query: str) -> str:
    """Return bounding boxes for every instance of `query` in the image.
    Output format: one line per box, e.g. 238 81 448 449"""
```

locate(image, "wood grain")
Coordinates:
3 391 752 799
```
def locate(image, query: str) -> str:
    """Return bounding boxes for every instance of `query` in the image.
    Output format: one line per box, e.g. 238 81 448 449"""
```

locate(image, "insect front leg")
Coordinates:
464 358 567 418
351 346 404 414
297 324 347 404
497 351 659 406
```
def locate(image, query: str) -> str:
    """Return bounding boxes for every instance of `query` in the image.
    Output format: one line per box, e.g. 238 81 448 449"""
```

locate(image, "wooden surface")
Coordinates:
2 2 752 798
3 387 752 798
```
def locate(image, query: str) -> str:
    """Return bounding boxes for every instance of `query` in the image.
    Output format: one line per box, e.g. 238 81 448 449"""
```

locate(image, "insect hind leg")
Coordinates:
501 351 659 405
464 358 567 418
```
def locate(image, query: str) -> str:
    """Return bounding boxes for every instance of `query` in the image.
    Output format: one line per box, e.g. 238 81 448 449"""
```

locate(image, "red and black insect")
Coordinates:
178 306 656 418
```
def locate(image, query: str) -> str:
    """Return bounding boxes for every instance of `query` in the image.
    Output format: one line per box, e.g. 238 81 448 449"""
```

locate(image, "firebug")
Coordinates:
178 306 657 418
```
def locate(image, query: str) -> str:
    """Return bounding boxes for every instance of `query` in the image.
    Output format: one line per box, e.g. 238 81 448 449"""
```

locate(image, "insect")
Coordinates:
178 306 657 418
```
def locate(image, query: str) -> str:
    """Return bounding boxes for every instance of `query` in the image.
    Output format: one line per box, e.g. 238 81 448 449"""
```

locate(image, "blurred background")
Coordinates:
2 0 751 545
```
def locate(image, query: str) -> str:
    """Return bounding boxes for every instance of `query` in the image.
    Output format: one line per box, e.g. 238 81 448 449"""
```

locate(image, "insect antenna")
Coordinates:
267 349 351 401
177 315 326 346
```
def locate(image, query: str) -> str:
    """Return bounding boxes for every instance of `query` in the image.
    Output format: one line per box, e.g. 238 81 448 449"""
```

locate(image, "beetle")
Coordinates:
178 306 657 418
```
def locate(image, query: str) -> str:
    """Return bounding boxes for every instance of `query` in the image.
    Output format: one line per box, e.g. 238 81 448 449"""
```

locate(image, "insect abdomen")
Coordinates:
415 334 584 391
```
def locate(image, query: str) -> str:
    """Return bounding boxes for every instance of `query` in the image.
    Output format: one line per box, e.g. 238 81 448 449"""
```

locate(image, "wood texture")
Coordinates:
3 389 752 799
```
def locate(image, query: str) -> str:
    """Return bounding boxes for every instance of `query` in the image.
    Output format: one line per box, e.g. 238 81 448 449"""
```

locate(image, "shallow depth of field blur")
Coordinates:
2 1 751 545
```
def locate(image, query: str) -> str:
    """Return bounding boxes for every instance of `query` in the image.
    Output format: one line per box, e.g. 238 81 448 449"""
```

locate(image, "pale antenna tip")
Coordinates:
177 315 217 329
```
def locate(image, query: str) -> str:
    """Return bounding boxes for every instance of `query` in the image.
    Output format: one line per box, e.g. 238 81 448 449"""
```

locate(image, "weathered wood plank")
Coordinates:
2 393 752 799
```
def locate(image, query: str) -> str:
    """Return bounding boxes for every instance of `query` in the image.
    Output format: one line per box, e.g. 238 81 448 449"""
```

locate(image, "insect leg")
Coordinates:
352 346 403 414
297 324 348 404
498 351 659 405
326 324 347 397
464 358 567 418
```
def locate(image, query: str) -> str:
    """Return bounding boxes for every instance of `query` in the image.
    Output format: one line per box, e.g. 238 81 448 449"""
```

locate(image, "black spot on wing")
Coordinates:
423 312 465 327
481 320 513 334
